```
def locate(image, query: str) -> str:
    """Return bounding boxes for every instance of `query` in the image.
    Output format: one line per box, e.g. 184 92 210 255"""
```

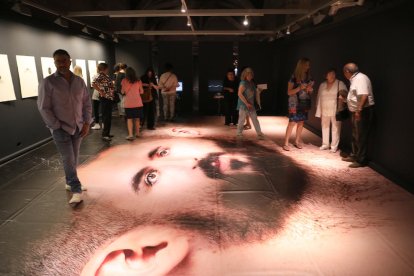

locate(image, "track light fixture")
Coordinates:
187 18 191 27
54 17 69 28
286 26 290 35
181 3 186 13
243 15 249 26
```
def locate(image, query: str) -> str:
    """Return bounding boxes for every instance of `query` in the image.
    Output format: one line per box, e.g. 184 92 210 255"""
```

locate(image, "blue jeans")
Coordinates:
52 128 82 193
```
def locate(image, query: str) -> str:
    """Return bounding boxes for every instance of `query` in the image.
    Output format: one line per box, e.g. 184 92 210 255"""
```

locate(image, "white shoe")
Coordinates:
66 184 87 191
330 148 337 153
69 193 82 205
319 145 329 150
91 124 101 130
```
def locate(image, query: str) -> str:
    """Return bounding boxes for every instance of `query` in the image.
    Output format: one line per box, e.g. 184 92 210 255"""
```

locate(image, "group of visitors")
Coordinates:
223 57 374 170
282 58 374 169
37 48 374 206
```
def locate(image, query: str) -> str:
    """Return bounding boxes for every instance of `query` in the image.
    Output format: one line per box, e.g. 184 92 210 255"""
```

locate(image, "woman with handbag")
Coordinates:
315 68 348 153
141 67 158 130
121 67 144 140
283 58 314 151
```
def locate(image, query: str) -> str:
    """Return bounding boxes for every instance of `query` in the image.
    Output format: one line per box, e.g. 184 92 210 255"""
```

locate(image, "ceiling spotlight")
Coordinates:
181 4 186 13
99 33 106 39
113 37 119 43
54 17 69 28
11 3 32 17
81 26 91 34
187 18 191 27
243 15 249 26
286 26 290 35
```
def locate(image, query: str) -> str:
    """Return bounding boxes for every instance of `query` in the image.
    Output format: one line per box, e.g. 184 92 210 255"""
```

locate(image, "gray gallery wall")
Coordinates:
0 14 115 163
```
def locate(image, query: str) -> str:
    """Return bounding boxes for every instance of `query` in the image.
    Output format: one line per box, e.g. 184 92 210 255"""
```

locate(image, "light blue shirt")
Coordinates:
37 71 92 135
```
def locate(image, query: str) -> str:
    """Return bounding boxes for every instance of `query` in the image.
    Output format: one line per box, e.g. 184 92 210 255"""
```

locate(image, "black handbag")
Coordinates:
113 92 121 103
335 108 350 121
335 81 350 121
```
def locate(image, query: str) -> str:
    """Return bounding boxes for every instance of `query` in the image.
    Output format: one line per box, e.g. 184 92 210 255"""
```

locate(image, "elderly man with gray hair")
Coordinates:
342 63 375 168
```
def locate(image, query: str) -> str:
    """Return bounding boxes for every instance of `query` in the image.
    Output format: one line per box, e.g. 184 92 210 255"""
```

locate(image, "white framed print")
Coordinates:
75 59 87 81
40 57 55 78
16 55 39 98
0 54 16 102
87 60 97 86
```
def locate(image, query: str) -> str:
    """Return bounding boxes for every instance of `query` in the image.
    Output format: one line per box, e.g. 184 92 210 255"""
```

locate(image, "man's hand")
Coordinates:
354 111 361 122
80 123 90 138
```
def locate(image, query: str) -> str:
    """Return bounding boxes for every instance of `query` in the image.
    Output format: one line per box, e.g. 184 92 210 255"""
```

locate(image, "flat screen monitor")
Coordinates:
208 80 223 93
176 81 183 92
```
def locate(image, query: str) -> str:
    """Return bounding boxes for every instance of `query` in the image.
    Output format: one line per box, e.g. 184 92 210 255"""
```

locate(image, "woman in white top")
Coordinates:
315 68 348 153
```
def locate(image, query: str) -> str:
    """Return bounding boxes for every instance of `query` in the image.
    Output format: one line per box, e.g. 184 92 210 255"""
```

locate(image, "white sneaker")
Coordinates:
91 124 101 130
69 193 82 205
65 184 87 191
319 145 329 150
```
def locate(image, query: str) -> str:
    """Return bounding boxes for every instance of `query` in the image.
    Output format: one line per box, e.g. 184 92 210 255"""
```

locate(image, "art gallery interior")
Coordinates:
0 0 413 275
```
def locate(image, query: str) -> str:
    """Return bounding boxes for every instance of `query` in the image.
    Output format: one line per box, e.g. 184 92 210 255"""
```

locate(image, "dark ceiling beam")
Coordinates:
66 9 309 18
114 30 276 35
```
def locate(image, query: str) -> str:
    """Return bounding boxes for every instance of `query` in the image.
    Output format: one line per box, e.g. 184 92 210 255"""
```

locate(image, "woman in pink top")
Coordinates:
121 67 144 140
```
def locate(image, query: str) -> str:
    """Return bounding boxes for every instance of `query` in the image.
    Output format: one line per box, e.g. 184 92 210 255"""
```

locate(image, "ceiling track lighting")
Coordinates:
243 15 249 26
187 18 191 27
54 17 69 28
181 3 186 13
286 26 290 35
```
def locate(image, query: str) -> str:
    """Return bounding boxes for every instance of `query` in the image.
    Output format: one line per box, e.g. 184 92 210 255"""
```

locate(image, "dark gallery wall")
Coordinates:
0 14 115 163
238 42 274 114
272 0 414 190
114 42 151 78
199 42 233 115
157 42 193 114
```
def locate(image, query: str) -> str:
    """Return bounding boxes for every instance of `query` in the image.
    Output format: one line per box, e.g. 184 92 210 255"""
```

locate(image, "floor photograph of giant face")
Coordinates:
1 117 413 276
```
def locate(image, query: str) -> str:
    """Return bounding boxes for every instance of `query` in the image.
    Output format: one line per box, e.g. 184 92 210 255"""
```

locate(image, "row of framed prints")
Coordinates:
0 54 105 103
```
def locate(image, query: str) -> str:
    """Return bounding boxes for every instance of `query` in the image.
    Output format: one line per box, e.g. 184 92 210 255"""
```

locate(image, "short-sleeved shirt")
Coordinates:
93 73 115 101
121 79 143 108
237 80 256 111
347 72 374 112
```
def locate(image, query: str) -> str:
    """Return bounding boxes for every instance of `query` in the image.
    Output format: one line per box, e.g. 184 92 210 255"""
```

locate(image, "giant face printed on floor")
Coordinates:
25 137 309 275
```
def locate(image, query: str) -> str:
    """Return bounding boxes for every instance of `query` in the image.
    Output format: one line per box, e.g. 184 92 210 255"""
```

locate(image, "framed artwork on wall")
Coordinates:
40 57 55 79
16 55 39 98
0 54 16 102
75 59 87 82
87 60 97 87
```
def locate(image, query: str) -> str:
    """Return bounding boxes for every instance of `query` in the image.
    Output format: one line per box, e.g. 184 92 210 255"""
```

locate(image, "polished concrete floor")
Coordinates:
1 115 413 276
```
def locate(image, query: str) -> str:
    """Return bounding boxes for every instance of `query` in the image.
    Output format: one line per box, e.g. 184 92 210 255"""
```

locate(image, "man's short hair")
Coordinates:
344 63 359 74
97 63 109 72
53 49 70 58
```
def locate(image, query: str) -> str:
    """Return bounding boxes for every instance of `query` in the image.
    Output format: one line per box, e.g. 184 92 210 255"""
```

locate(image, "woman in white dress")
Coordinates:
315 68 348 153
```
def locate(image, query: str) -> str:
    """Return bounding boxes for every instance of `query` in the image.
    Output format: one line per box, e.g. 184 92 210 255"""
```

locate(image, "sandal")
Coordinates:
282 145 290 151
243 125 252 130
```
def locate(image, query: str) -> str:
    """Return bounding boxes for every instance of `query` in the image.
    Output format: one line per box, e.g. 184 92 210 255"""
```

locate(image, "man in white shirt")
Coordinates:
342 63 375 168
158 63 178 121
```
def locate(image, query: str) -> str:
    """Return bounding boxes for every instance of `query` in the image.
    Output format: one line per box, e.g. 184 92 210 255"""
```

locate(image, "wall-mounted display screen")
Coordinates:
208 80 223 93
176 81 183 92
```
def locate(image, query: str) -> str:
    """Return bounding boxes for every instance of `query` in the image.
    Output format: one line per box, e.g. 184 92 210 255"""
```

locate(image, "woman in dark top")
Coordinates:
222 69 239 126
140 67 158 130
